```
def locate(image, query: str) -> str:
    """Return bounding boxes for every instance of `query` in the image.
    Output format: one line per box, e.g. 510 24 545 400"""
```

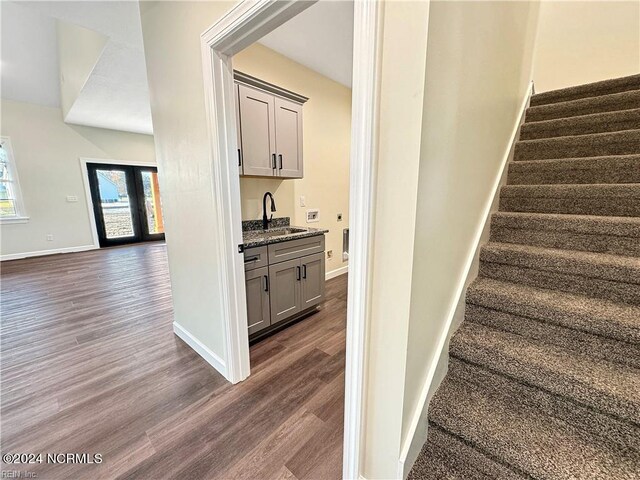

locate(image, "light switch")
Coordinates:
66 195 78 203
300 195 306 207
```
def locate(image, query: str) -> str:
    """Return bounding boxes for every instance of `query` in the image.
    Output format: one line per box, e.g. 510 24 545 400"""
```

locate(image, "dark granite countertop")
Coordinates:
241 217 328 248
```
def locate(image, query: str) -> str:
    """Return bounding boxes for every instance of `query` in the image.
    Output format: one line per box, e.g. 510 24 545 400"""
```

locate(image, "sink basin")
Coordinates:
259 227 306 238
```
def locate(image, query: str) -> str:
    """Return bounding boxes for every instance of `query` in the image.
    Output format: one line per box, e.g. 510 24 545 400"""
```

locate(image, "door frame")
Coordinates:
80 157 158 249
200 1 381 478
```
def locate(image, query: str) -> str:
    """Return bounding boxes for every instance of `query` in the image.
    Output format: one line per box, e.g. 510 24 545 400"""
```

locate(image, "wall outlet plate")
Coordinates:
306 209 319 223
66 195 78 203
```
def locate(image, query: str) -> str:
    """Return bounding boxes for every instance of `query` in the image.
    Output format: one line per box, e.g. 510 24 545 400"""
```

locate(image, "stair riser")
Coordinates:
514 132 640 161
438 358 640 455
479 261 640 305
530 74 640 107
465 304 640 368
520 110 640 141
409 425 523 480
507 158 640 184
527 90 640 121
499 196 640 217
489 227 640 257
467 279 640 344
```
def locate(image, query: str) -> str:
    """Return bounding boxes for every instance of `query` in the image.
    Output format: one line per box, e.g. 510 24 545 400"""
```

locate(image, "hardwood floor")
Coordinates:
0 243 346 479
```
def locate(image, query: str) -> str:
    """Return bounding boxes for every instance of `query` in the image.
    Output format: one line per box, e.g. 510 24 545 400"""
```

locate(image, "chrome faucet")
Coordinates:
262 192 277 230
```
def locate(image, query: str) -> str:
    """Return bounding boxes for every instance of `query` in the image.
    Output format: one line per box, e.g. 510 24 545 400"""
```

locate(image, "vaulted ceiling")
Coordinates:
1 1 353 135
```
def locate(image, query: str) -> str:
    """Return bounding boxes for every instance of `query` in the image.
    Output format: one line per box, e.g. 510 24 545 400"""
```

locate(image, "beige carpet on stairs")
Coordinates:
408 74 640 479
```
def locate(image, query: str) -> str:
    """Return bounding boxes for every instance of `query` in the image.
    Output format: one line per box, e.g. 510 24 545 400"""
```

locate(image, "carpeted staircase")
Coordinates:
408 74 640 479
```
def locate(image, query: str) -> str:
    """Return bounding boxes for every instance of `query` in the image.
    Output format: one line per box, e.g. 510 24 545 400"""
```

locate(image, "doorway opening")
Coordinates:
200 1 380 477
86 162 165 247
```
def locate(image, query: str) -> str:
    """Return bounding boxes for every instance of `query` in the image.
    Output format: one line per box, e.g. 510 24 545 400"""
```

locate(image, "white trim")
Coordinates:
0 216 30 224
173 322 227 376
200 0 322 386
1 244 97 262
326 265 348 281
79 157 158 249
343 1 382 478
200 0 380 476
0 137 28 220
397 82 534 476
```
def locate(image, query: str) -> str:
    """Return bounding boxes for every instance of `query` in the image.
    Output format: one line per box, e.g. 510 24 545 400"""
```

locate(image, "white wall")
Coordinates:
360 1 432 477
57 19 107 119
234 43 351 277
533 0 640 92
139 0 235 368
0 99 156 259
399 1 540 473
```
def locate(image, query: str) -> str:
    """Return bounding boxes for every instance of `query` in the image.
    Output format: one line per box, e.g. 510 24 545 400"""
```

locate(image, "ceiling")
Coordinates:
1 0 353 135
259 1 354 88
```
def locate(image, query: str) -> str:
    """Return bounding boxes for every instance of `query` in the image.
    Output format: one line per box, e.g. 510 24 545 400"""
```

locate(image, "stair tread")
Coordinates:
449 321 640 424
520 108 640 140
531 74 640 106
501 183 640 198
527 89 640 122
467 277 640 344
491 211 640 237
514 129 640 161
428 356 640 479
480 242 640 284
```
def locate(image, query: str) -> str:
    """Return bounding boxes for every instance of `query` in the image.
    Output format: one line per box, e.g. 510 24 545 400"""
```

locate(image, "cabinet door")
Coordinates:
245 266 271 335
238 84 276 176
269 258 301 325
235 84 243 174
300 252 325 309
274 97 303 178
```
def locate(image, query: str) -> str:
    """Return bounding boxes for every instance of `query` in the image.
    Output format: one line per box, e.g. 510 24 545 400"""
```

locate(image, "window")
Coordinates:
0 137 28 223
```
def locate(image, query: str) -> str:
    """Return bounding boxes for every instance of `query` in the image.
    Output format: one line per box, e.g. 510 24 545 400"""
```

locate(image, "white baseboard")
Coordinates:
326 265 348 280
173 322 227 378
0 244 98 261
397 81 534 478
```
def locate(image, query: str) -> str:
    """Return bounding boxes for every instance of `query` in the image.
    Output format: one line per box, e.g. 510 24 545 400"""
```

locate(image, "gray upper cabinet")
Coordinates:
234 71 307 179
274 97 303 178
245 266 271 335
237 84 277 177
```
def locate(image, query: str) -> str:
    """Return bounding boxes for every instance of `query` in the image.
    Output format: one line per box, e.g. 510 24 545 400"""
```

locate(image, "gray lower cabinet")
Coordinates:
243 235 326 337
269 258 302 324
300 252 325 309
245 266 270 336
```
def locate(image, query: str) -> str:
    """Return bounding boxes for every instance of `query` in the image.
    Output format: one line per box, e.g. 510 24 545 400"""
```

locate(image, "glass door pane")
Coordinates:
140 170 164 235
96 169 135 239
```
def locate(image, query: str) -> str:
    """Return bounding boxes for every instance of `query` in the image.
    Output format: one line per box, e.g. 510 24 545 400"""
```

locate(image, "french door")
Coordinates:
87 163 165 247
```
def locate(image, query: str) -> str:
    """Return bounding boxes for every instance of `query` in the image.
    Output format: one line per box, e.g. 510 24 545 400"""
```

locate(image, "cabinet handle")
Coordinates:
244 256 259 263
272 153 277 169
238 148 242 167
264 275 269 292
302 264 307 279
278 154 283 169
296 266 301 281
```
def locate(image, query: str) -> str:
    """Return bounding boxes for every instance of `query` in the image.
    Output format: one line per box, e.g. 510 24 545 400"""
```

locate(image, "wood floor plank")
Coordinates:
0 243 346 479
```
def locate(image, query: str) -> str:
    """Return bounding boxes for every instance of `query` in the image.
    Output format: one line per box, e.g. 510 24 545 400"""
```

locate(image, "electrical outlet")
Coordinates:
327 250 333 259
46 234 54 241
337 213 343 221
66 195 78 203
306 209 319 223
